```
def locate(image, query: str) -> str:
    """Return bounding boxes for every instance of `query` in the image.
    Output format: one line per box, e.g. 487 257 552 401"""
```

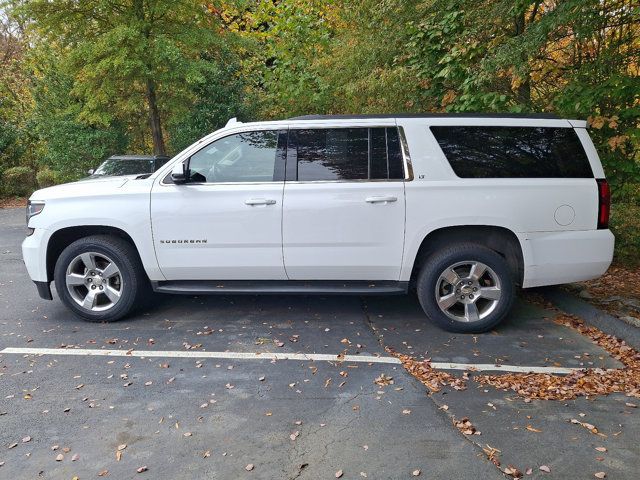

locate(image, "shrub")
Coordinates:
2 166 36 197
36 167 61 188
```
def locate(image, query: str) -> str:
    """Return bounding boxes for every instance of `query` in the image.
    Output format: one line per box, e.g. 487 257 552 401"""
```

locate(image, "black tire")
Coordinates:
416 243 515 333
54 235 149 322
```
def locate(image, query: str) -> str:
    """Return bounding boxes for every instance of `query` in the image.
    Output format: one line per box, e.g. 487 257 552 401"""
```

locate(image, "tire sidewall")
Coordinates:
54 238 139 322
417 245 515 333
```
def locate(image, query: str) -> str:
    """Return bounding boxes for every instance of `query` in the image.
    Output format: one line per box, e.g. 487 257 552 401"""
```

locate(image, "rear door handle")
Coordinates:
245 198 276 206
365 196 397 204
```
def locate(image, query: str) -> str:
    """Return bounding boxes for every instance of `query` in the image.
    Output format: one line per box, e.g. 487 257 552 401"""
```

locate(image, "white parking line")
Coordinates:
0 347 586 374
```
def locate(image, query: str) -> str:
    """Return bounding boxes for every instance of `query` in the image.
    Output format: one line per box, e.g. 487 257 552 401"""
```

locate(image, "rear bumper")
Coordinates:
520 229 614 288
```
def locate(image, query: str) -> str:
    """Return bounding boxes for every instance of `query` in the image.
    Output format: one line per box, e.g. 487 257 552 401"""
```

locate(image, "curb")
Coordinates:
539 286 640 351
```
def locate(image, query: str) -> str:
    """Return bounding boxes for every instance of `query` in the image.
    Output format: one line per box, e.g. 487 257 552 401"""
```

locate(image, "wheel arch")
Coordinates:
409 225 524 286
46 226 141 282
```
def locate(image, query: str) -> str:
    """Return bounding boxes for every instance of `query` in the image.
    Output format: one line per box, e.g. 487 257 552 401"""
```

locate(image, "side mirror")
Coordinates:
87 169 94 175
171 160 190 184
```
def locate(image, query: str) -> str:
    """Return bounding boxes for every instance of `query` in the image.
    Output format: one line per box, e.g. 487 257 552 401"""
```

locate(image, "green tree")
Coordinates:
10 0 226 156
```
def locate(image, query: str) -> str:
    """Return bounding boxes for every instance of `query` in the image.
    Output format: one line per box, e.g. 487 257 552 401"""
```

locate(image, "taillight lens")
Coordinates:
596 179 610 229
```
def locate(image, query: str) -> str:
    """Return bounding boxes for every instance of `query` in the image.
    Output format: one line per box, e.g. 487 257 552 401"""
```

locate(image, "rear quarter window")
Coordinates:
430 126 593 178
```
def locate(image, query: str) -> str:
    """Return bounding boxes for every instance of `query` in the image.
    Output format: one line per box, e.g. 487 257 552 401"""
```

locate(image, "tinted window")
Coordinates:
290 127 405 181
386 127 405 180
295 128 369 181
189 130 279 183
431 126 592 178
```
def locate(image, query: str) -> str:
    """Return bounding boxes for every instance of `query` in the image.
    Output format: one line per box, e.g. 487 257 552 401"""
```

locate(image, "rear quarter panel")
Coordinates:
398 118 601 282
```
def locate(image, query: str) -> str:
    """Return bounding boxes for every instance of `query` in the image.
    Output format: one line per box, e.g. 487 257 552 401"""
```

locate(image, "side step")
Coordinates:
152 280 409 296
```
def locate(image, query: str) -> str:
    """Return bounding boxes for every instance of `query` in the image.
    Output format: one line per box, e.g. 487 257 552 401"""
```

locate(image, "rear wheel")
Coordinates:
416 243 515 333
54 235 148 322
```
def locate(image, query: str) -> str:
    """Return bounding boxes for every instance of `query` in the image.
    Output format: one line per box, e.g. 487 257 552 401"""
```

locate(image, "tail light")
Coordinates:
596 179 610 229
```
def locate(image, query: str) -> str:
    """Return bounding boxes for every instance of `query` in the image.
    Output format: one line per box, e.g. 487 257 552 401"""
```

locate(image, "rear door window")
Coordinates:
288 127 405 181
430 126 593 178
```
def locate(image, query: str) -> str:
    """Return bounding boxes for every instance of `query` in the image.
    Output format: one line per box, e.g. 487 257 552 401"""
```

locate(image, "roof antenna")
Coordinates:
225 117 241 127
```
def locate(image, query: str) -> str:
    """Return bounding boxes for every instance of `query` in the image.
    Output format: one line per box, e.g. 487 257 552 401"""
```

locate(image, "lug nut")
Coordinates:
473 287 477 291
456 289 461 293
469 294 474 299
90 271 95 276
99 286 104 290
87 278 92 282
91 285 96 290
460 295 465 299
468 281 472 285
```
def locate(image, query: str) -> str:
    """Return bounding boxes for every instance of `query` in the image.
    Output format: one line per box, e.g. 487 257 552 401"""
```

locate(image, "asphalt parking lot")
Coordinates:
1 207 639 479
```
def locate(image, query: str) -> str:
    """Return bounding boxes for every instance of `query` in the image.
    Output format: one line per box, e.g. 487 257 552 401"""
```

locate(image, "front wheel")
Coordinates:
416 243 515 333
54 235 148 322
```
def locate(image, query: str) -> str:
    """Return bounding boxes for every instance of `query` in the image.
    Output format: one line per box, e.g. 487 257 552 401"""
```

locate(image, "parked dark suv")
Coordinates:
88 155 170 178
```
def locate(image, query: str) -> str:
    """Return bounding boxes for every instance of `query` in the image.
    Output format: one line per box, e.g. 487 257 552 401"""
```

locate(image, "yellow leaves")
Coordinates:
441 90 457 107
607 135 628 152
510 74 523 92
589 116 606 129
588 115 620 131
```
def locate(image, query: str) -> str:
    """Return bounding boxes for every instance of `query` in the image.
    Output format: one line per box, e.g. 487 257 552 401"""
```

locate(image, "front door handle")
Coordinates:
245 198 276 206
365 196 397 204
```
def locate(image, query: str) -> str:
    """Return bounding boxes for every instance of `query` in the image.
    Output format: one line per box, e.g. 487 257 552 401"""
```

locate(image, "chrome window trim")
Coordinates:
159 124 412 186
161 180 285 187
397 126 413 181
287 125 409 184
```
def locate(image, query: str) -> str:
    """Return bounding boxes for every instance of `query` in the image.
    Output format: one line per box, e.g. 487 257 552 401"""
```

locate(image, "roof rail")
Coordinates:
288 113 560 120
225 117 242 127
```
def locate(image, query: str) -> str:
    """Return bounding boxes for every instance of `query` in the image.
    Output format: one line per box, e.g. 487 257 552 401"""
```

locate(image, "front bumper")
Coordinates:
520 229 614 288
22 228 50 284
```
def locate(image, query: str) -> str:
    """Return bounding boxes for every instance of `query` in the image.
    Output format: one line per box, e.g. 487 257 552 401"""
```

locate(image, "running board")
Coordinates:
152 280 408 296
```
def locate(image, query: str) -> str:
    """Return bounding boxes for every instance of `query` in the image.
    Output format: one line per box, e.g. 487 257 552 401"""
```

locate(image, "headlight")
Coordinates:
26 200 45 225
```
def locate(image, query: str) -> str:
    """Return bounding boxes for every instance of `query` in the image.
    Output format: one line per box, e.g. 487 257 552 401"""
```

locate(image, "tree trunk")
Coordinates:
145 78 166 156
513 11 531 106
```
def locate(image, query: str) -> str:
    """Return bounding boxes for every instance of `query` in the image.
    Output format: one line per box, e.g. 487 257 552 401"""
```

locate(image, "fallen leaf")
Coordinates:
22 436 31 443
374 374 393 386
595 447 607 452
335 470 343 478
98 470 108 476
412 469 421 476
526 425 541 433
136 466 148 473
625 402 637 408
245 464 254 471
402 409 411 415
183 432 192 437
8 443 18 449
55 453 64 461
72 453 79 461
540 465 551 473
594 472 606 479
117 444 127 451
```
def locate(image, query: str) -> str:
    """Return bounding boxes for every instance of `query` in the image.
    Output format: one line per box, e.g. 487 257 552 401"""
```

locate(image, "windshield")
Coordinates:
93 159 154 176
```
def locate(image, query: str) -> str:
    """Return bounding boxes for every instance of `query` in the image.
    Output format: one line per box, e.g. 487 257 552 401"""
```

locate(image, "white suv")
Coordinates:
22 114 614 333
